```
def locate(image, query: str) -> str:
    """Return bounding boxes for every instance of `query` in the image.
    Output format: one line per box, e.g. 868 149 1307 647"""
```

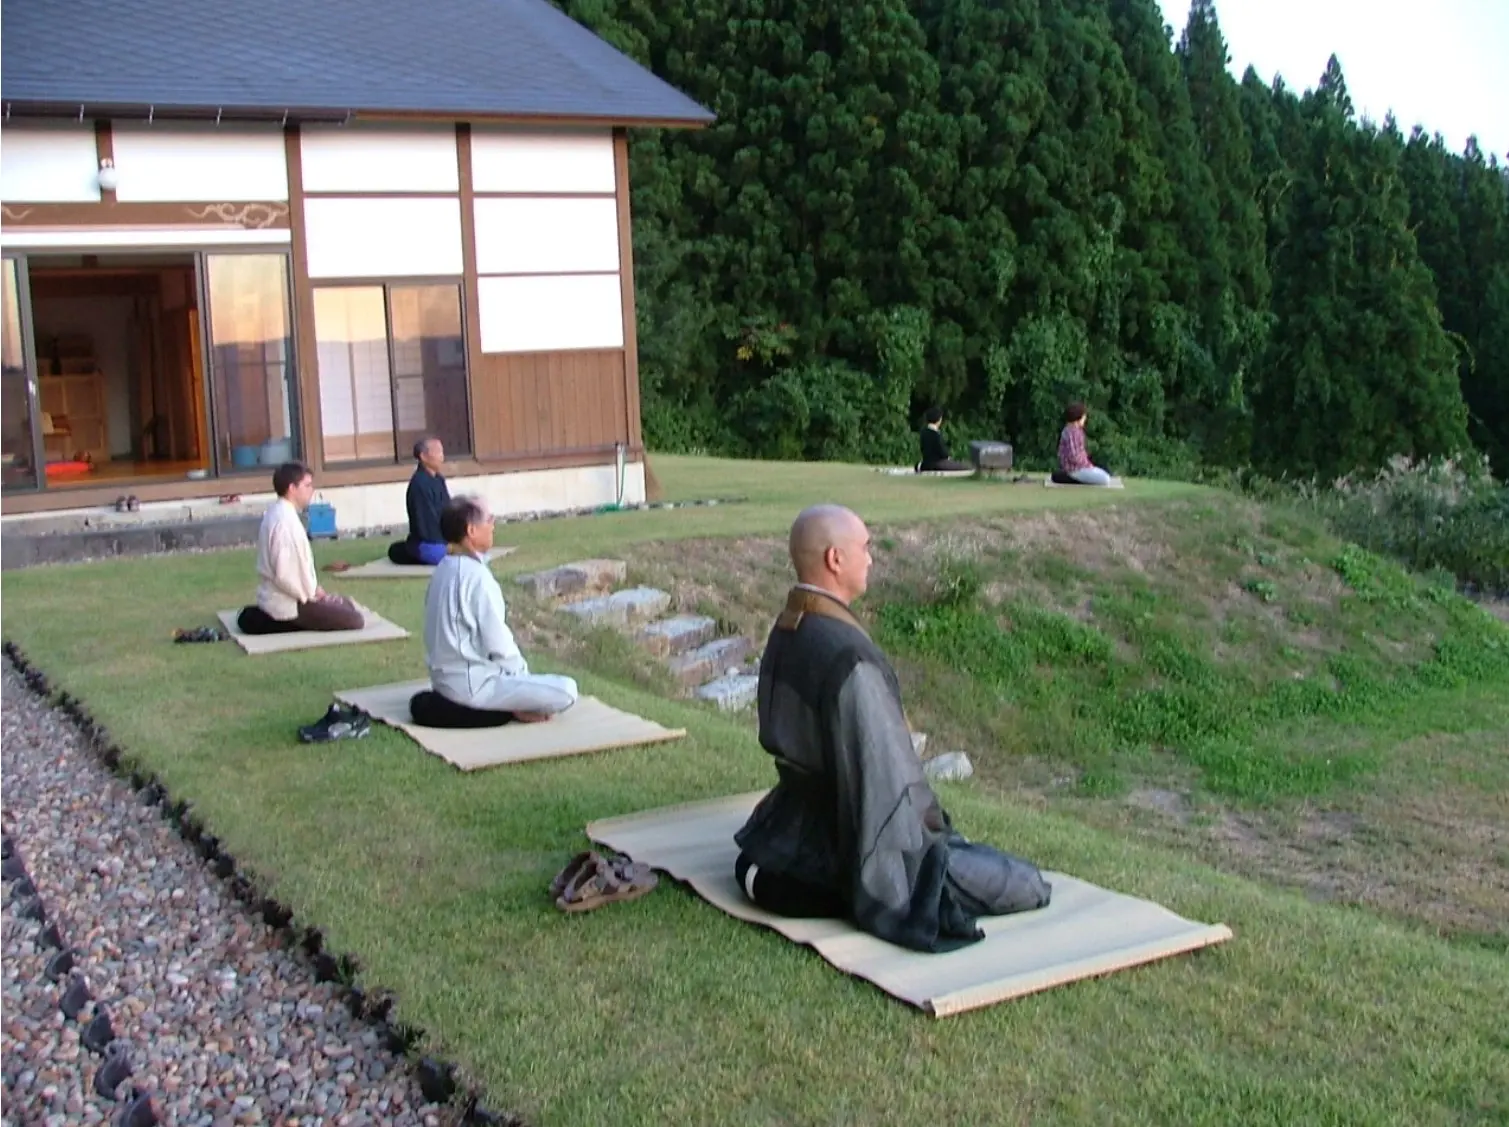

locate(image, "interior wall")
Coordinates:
29 295 136 458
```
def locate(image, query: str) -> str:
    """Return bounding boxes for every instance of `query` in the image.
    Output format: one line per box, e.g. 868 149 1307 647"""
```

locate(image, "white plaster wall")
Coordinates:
303 197 463 279
110 125 289 202
1 461 647 532
311 460 646 529
473 196 620 275
0 126 102 202
477 274 624 353
300 126 459 193
470 129 615 194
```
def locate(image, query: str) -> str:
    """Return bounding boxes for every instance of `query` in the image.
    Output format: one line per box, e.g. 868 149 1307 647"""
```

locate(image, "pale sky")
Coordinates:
1156 0 1509 160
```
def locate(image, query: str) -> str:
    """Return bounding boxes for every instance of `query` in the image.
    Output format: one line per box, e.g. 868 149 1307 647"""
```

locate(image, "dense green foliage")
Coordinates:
1219 454 1509 595
560 0 1509 478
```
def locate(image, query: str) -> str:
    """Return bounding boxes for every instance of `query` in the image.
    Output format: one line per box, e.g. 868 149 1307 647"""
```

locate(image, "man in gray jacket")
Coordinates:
422 496 578 721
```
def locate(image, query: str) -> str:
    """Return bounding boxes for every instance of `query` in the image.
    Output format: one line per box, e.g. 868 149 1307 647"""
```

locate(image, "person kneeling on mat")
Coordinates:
388 437 450 566
237 462 364 635
1053 401 1117 486
415 495 579 727
733 504 1051 953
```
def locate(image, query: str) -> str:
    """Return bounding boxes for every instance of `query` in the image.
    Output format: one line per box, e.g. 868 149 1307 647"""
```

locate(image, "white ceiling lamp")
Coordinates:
97 158 119 193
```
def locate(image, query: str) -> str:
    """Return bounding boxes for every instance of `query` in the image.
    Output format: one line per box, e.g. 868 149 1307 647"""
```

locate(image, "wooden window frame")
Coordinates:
311 277 473 469
200 249 303 478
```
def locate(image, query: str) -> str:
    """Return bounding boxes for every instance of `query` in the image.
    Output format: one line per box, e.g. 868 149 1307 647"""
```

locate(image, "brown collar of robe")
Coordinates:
776 585 868 636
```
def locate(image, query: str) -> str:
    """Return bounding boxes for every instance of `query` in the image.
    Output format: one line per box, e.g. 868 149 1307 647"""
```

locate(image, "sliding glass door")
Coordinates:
201 253 298 474
1 257 43 492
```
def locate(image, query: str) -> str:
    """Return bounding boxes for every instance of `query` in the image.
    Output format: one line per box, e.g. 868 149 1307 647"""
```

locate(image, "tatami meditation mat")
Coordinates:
586 791 1233 1017
216 604 409 655
875 466 976 478
333 679 687 770
1044 477 1125 489
334 546 515 579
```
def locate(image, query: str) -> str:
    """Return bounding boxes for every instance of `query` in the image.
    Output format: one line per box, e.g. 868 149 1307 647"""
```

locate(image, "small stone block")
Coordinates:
668 636 754 688
557 594 622 627
564 558 628 589
969 441 1013 471
638 615 718 658
515 558 627 599
515 568 585 599
695 672 760 711
607 586 673 624
923 751 974 782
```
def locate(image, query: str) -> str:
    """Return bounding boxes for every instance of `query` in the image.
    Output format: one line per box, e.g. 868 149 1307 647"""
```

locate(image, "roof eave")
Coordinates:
2 99 716 131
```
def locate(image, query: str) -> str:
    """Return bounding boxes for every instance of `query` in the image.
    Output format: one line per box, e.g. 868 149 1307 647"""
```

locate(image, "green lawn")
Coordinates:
2 456 1506 1126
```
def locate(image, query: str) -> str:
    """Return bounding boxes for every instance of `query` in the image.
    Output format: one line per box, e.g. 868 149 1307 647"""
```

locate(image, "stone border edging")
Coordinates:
1 638 525 1127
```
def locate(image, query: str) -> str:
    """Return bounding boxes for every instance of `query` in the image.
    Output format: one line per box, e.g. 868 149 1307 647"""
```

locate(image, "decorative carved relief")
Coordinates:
185 202 290 229
0 201 291 229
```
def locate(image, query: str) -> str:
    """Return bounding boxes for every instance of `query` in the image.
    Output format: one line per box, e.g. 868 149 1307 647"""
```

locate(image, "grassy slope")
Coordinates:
617 489 1509 951
2 456 1505 1126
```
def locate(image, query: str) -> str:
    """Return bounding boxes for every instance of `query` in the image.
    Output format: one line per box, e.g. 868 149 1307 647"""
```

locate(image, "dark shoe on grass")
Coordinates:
173 626 227 644
299 704 371 744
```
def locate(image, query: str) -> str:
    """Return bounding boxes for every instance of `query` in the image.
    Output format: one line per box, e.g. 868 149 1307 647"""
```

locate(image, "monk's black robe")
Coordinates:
735 586 1052 953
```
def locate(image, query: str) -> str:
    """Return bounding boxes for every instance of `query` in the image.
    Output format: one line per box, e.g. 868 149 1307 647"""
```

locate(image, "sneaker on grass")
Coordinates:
298 703 371 744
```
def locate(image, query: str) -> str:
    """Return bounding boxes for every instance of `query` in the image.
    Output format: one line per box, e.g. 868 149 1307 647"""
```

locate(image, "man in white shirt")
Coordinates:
236 462 364 635
423 495 578 721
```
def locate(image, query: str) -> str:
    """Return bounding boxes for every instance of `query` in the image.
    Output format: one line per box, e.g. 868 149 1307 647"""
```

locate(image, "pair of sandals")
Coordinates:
550 850 658 913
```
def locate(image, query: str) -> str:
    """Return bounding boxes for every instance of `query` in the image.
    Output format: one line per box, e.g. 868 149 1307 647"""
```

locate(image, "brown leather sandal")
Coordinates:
548 850 602 901
554 854 658 913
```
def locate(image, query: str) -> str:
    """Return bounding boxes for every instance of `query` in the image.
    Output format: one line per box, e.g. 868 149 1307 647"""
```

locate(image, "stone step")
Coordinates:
558 586 672 628
515 558 626 600
695 672 760 712
667 636 754 689
923 751 974 782
637 614 718 658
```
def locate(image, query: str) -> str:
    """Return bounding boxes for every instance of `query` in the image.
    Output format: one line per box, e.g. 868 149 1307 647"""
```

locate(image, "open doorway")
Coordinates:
26 253 209 486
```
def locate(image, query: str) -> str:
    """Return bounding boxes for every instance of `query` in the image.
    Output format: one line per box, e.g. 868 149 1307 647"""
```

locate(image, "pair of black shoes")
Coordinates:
172 625 228 644
298 703 371 744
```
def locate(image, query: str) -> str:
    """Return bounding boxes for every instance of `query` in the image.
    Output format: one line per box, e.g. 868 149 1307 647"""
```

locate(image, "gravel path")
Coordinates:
1 666 452 1127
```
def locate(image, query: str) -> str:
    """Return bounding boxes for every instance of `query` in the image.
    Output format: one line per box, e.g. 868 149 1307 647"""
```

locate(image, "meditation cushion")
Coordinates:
408 689 514 729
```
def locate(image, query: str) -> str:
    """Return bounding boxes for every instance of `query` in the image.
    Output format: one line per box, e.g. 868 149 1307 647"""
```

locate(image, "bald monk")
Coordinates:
734 504 1052 952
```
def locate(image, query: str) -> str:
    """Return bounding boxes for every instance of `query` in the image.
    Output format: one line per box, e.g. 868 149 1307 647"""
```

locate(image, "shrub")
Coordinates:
1211 454 1508 595
1318 455 1509 596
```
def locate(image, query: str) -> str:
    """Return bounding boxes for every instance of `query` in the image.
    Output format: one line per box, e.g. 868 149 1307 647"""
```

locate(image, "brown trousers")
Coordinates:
237 596 364 635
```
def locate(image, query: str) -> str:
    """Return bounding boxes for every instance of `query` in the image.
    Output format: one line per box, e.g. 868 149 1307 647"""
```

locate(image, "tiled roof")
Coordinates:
1 0 712 126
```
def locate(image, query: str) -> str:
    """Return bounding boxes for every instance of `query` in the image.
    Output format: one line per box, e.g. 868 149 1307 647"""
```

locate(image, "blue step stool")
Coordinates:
306 502 338 539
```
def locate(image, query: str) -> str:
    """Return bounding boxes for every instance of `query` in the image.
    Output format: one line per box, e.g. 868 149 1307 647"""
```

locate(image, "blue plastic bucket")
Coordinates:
306 502 337 539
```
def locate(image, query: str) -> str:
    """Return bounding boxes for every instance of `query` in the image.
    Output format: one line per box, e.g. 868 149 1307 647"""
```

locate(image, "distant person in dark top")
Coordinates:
388 437 451 566
917 407 971 472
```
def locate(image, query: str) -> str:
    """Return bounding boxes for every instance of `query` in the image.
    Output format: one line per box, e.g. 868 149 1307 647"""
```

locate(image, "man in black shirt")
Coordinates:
388 437 451 566
917 407 971 472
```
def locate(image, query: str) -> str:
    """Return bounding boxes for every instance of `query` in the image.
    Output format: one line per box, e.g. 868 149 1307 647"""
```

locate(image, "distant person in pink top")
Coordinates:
1054 402 1114 486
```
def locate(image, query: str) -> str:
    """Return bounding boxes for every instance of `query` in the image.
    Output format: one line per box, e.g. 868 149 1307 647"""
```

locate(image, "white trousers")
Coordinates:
460 672 579 715
1069 466 1113 486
